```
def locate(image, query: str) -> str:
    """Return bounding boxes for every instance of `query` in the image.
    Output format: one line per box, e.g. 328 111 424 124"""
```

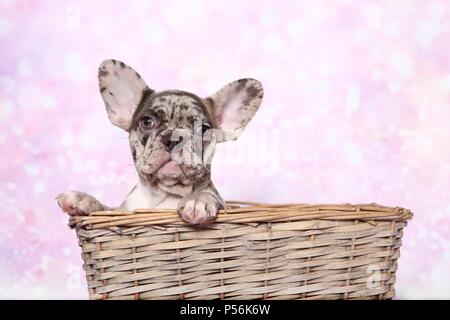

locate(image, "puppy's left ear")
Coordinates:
204 78 263 141
98 59 153 131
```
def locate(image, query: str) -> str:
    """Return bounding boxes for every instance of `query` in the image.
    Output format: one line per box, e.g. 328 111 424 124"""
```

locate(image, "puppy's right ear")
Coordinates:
98 59 153 131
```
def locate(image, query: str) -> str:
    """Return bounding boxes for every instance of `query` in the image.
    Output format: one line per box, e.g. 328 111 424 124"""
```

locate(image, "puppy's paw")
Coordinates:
178 192 220 225
56 191 99 216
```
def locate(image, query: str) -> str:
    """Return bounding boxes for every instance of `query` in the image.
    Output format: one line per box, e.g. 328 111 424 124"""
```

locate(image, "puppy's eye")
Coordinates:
195 123 211 136
140 116 155 130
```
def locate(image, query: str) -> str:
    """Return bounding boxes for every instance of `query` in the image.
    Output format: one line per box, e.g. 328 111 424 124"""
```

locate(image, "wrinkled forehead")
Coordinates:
131 90 211 129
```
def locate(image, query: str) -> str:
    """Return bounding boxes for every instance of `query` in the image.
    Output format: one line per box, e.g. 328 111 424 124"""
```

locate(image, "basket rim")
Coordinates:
68 201 413 230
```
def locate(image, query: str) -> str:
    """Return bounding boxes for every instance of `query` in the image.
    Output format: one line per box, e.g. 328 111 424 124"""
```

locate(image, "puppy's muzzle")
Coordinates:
156 161 183 180
161 130 183 152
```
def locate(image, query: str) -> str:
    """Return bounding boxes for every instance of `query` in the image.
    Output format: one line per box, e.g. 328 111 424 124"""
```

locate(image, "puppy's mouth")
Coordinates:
142 160 192 186
155 160 184 185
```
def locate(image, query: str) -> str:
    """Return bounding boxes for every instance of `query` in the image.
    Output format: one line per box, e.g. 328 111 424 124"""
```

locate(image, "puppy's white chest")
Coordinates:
123 183 180 211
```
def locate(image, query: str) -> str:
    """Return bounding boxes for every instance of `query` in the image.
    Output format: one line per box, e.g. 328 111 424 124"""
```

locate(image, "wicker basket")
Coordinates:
69 201 412 300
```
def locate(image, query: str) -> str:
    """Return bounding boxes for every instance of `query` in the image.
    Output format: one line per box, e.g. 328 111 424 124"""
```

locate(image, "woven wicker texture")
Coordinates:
69 202 412 300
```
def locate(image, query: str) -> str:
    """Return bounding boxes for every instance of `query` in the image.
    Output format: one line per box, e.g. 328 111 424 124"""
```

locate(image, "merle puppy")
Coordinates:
57 59 263 224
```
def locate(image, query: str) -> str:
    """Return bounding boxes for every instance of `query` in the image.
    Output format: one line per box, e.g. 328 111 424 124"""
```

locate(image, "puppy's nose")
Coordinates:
161 132 181 151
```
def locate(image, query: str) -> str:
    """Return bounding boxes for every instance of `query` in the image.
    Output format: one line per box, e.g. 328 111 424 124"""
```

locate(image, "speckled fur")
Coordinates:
57 59 263 224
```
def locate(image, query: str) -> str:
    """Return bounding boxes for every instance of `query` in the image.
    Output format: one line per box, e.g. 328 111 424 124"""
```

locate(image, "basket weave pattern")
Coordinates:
69 202 412 300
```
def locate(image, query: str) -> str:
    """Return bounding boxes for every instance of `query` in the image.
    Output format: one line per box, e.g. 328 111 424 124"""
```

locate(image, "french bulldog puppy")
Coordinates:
57 59 263 224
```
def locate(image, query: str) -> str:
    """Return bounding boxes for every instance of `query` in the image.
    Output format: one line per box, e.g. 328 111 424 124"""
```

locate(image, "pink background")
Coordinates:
1 0 449 299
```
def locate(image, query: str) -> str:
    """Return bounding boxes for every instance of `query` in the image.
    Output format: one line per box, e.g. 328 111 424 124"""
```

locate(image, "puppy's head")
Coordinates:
98 59 263 196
